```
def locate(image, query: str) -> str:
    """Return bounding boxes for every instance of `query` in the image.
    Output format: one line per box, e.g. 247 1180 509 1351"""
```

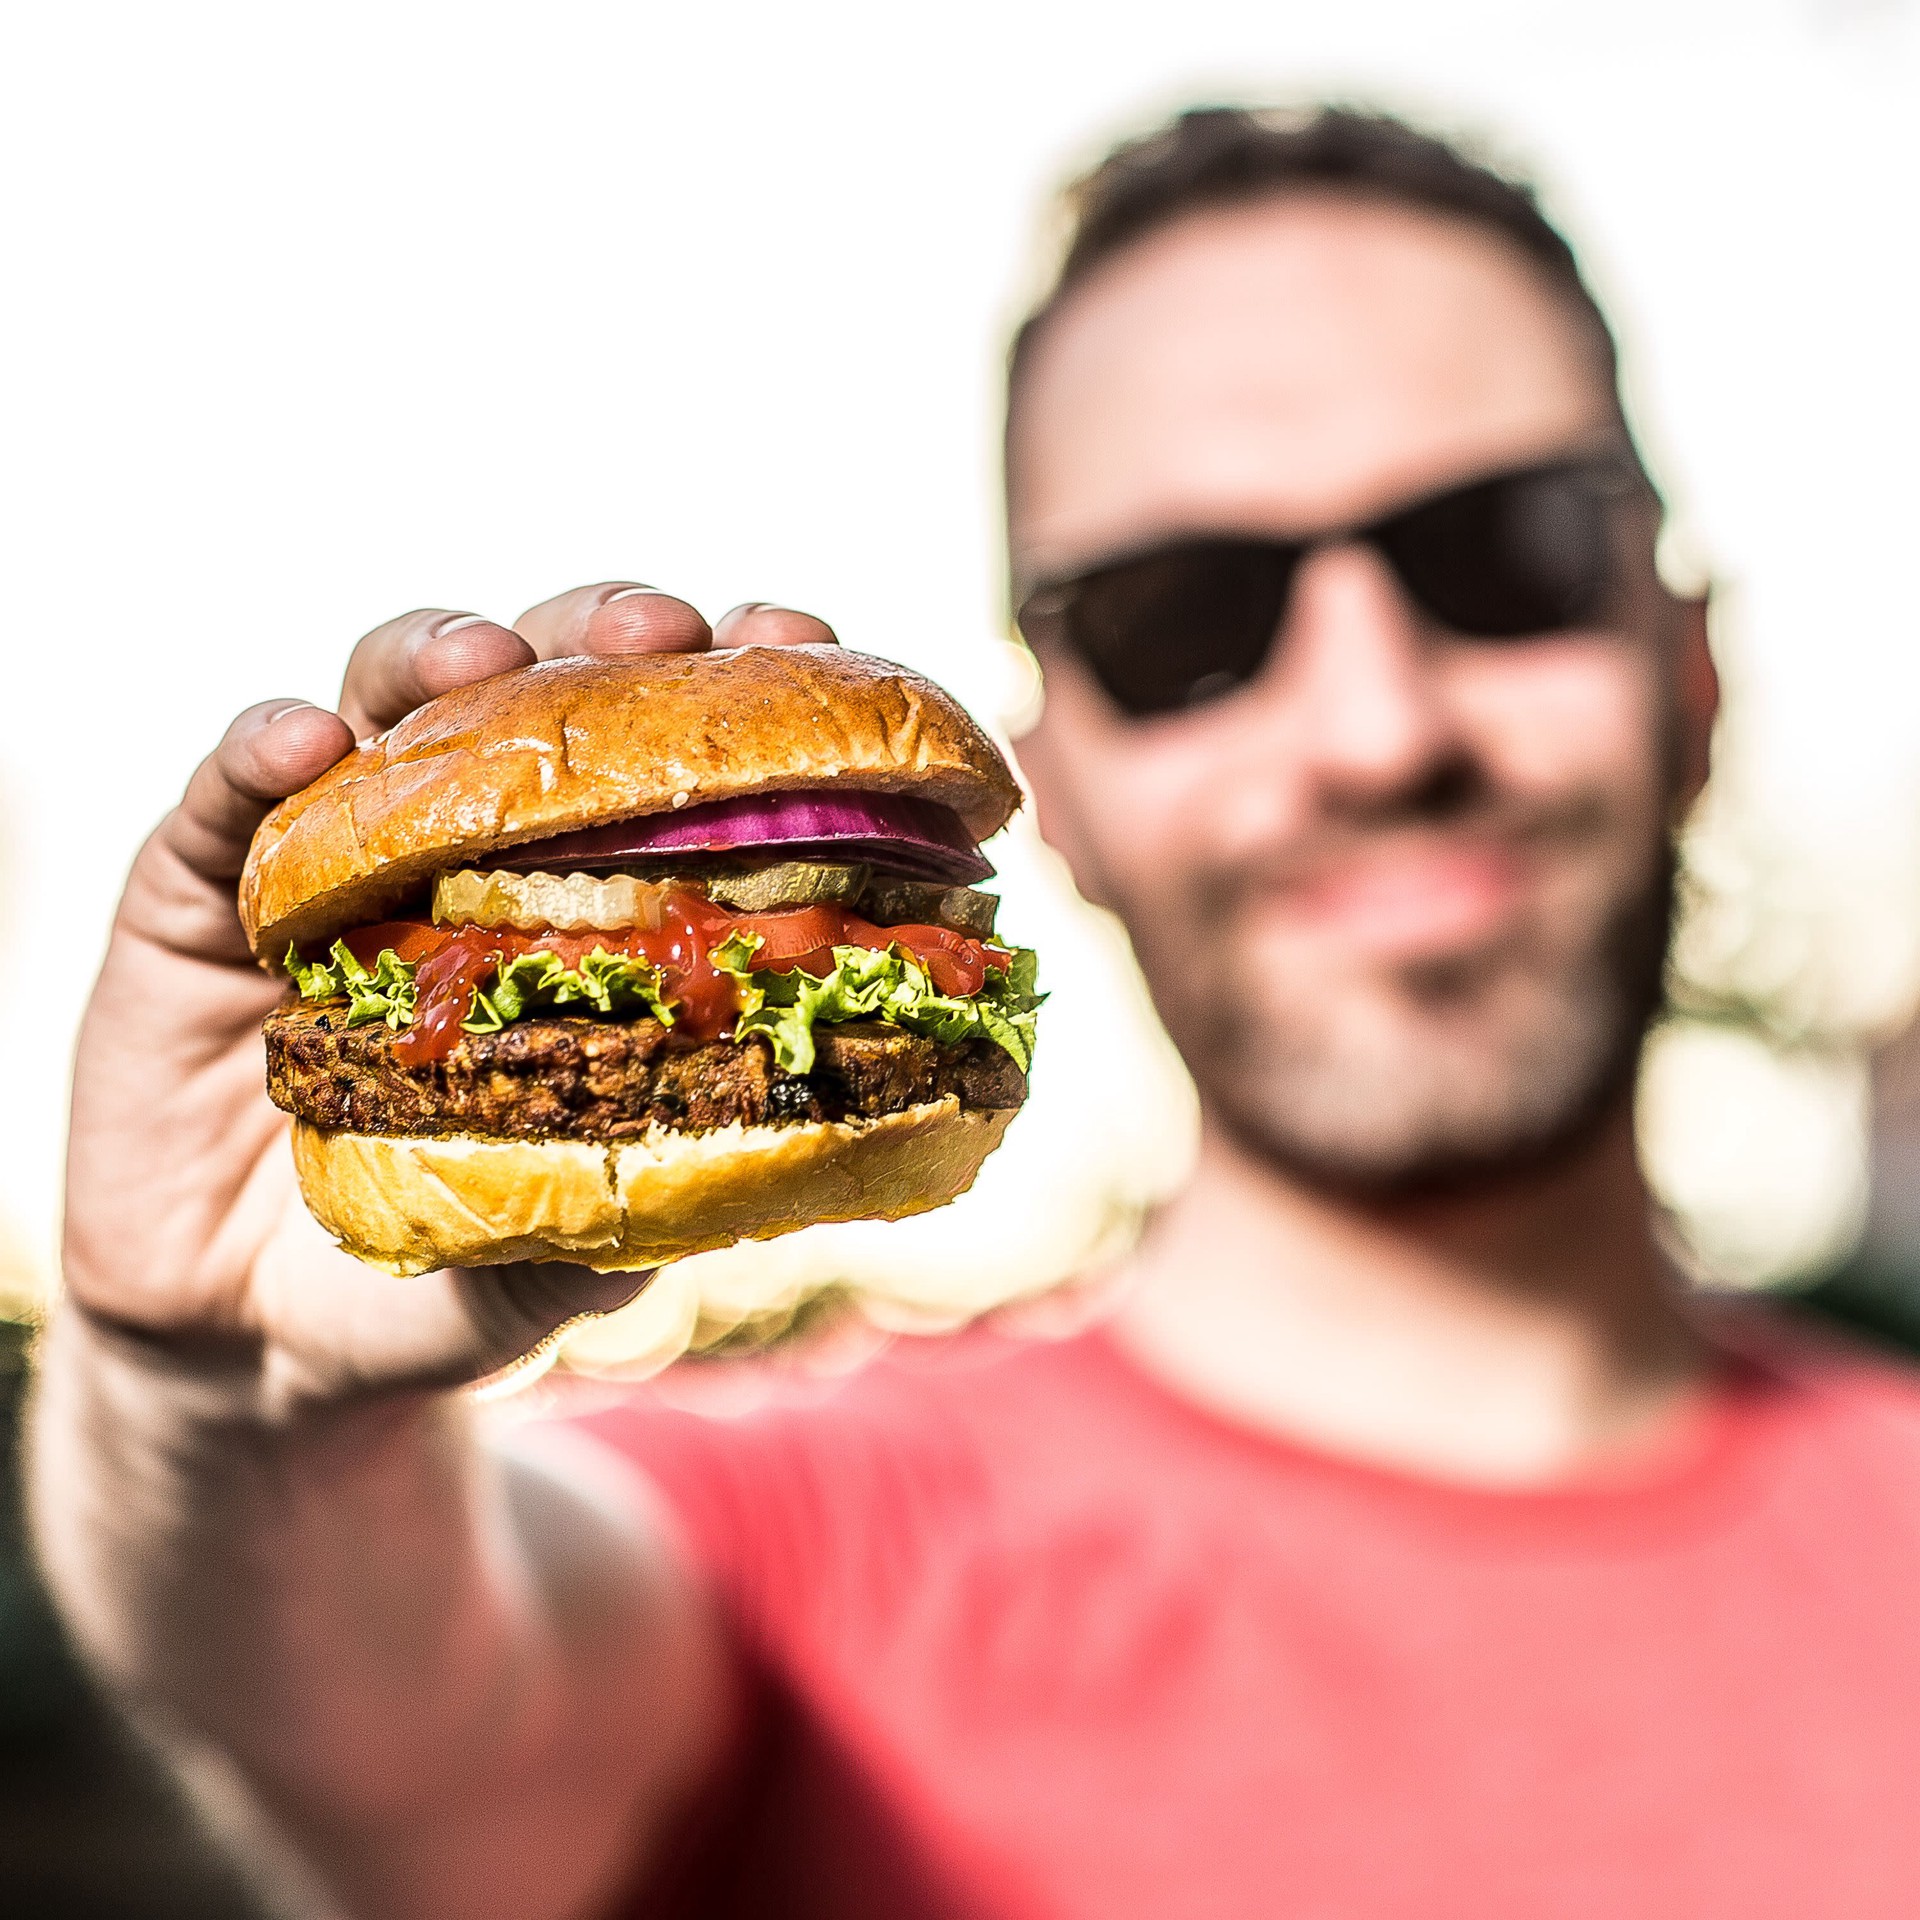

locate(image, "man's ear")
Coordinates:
1671 588 1719 814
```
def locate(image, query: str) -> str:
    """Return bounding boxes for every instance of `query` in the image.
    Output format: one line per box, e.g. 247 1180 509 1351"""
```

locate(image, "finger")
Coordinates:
166 700 357 886
338 609 534 740
513 582 713 660
244 1207 662 1403
451 1262 658 1387
711 602 840 649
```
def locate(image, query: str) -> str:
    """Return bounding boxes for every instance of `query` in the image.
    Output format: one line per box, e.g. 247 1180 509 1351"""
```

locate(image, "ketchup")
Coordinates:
332 890 1008 1066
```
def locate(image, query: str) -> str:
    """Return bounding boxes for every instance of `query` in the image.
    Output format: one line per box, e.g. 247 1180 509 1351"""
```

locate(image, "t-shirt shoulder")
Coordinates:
561 1326 1097 1652
1717 1301 1920 1463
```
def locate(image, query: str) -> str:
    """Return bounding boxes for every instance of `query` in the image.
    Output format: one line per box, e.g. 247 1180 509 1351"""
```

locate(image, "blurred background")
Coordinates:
2 0 1917 1909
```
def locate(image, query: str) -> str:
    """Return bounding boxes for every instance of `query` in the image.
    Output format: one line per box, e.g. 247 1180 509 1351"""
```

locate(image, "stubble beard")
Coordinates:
1137 832 1675 1201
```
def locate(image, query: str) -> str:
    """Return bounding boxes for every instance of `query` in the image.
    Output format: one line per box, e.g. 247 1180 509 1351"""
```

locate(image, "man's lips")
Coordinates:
1254 840 1530 960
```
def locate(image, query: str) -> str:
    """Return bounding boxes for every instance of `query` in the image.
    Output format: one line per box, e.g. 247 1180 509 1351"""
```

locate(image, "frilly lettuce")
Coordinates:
285 941 418 1032
712 932 1043 1076
285 932 1042 1076
463 948 673 1035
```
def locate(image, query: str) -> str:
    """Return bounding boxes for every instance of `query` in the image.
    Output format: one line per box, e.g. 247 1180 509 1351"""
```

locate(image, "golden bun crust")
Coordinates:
291 1098 1014 1276
241 646 1021 960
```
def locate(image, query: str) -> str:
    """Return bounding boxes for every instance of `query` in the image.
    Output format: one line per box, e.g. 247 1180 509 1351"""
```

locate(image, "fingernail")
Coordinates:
260 700 353 752
714 601 773 635
431 612 494 638
604 585 661 604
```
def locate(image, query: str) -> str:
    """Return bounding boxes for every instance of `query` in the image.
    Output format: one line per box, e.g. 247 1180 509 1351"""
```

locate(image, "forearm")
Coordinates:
28 1305 722 1920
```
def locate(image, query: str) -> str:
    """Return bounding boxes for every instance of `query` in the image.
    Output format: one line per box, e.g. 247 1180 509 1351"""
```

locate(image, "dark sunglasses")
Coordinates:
1015 455 1650 719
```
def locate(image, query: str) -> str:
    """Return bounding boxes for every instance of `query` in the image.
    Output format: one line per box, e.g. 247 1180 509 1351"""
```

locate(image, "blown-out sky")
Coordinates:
4 1 1915 1320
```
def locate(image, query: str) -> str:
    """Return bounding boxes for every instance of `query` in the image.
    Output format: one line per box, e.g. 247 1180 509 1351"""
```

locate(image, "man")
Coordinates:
32 105 1920 1919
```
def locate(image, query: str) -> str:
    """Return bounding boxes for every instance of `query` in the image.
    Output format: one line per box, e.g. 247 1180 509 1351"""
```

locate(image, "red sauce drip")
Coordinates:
324 890 1007 1067
398 939 501 1066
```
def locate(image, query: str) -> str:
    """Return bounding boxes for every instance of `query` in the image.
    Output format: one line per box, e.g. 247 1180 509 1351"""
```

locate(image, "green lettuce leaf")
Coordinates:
711 931 1043 1076
283 929 1040 1075
284 940 419 1032
462 948 674 1035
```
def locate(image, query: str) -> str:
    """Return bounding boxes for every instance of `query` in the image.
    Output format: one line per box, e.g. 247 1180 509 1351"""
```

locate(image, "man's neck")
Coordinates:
1109 1104 1715 1487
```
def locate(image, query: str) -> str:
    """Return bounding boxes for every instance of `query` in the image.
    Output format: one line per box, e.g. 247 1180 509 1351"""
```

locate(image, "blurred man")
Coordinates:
33 106 1920 1920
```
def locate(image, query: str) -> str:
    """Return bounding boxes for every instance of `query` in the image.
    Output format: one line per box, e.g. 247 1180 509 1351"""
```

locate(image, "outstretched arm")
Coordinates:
30 587 834 1917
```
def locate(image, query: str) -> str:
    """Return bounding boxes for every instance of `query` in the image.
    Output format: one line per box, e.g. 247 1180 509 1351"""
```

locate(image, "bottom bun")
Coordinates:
291 1098 1014 1277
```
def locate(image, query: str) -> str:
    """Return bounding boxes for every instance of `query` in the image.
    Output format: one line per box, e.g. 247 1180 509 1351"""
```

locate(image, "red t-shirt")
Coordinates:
572 1314 1920 1918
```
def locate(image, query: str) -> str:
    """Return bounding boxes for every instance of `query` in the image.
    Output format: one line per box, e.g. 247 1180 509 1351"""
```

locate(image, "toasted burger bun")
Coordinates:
240 646 1022 960
291 1098 1014 1277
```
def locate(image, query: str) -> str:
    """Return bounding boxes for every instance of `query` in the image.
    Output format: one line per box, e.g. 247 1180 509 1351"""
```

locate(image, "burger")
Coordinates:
239 645 1040 1277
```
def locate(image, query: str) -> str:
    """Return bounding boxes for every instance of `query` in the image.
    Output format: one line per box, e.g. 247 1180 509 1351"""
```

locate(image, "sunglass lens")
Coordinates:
1382 466 1615 639
1041 541 1298 717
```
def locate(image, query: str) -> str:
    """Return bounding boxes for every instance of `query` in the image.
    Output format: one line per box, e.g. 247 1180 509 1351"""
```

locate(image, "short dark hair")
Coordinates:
1007 103 1636 461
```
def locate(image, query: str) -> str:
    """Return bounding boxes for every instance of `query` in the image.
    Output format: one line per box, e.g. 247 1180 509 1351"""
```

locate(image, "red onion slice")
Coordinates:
498 790 994 885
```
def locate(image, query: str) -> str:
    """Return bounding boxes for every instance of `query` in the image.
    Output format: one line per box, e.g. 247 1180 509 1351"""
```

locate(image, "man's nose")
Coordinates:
1264 542 1462 803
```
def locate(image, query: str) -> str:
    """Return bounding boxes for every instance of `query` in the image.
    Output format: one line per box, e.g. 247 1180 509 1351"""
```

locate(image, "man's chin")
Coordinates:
1212 1074 1636 1204
1195 1001 1646 1202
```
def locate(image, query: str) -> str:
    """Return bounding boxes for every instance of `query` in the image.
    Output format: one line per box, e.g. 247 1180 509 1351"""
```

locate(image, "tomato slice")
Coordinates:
879 922 1006 995
722 908 1005 994
724 905 864 965
342 919 448 968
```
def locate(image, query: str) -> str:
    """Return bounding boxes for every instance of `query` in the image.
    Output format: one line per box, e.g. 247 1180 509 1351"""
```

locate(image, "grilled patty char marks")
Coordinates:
264 1002 1026 1141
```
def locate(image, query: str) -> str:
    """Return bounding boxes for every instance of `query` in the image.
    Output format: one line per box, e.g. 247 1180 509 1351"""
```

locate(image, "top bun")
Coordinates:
239 645 1022 961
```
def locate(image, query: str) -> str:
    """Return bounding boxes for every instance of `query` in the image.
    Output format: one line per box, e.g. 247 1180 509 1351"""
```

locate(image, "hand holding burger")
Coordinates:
60 587 1031 1404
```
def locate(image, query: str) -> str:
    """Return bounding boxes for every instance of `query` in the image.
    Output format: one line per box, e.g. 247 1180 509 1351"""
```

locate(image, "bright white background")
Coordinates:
2 1 1916 1317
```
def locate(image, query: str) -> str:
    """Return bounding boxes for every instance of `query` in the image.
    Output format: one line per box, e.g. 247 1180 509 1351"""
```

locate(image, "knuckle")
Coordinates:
455 1262 644 1364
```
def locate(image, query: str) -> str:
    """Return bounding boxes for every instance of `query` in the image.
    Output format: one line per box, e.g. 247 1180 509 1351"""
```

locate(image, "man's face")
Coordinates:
1008 196 1716 1192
